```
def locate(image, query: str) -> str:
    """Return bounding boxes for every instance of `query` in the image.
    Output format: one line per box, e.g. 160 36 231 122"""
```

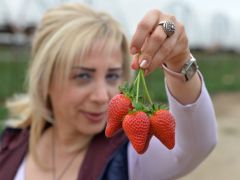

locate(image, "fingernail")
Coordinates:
131 56 139 70
131 61 138 70
130 47 137 54
140 60 148 68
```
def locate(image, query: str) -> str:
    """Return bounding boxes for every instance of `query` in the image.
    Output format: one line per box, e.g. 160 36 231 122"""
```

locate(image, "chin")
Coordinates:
81 124 106 136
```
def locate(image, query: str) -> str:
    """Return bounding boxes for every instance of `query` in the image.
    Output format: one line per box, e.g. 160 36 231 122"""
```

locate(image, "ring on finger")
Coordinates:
158 20 175 37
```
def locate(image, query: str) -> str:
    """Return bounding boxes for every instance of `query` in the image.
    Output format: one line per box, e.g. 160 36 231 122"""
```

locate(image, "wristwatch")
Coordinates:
162 55 198 82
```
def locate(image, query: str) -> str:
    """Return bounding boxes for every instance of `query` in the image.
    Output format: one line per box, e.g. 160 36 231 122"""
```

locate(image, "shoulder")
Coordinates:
0 127 29 180
0 127 29 152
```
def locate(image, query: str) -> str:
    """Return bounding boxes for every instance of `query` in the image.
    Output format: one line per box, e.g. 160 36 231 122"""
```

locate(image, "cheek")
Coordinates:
109 85 121 98
50 86 86 113
64 87 88 105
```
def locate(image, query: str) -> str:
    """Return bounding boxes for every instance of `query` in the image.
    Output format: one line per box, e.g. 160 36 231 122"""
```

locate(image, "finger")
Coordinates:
161 23 190 65
138 25 167 69
131 54 140 70
130 10 161 54
138 14 178 69
146 21 185 73
147 39 177 74
145 27 181 73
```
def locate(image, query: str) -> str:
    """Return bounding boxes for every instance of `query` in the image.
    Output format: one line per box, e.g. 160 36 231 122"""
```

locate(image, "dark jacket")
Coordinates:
0 127 129 180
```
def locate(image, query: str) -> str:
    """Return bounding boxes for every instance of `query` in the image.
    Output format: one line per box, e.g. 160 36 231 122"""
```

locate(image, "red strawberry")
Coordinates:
150 110 176 149
142 131 153 153
122 111 150 154
105 94 133 137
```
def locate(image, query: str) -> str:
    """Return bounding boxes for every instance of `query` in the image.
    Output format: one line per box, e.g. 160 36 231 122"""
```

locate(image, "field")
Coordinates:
0 47 240 129
0 46 240 179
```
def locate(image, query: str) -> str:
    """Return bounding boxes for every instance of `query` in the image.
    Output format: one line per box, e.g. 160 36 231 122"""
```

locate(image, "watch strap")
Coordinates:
161 55 196 82
162 63 186 81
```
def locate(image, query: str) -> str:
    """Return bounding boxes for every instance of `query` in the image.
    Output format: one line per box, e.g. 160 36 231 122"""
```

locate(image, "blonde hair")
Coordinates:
5 2 131 167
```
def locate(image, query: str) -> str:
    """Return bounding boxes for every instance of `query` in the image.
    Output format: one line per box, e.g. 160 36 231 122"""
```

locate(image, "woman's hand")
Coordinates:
130 9 190 75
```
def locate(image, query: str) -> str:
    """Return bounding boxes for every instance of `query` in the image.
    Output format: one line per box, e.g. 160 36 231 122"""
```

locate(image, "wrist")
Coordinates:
162 54 198 82
164 53 191 72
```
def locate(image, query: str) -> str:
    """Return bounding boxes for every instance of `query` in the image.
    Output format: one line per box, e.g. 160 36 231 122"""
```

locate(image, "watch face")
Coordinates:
185 61 198 80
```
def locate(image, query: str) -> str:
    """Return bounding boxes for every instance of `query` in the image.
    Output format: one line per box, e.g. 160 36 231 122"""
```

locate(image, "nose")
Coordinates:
90 81 110 104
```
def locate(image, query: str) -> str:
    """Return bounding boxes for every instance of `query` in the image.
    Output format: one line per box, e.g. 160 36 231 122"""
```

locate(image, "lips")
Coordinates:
81 111 107 123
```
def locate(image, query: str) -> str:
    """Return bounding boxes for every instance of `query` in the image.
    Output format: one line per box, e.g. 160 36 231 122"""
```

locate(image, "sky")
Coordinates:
0 0 240 49
1 0 239 25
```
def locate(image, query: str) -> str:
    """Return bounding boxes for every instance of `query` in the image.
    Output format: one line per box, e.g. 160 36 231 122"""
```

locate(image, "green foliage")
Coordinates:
194 52 240 93
0 60 28 101
0 47 30 128
144 51 240 103
145 68 166 103
0 47 240 132
0 47 29 101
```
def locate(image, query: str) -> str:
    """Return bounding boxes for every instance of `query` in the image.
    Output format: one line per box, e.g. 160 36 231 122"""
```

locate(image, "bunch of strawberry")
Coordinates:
105 69 176 154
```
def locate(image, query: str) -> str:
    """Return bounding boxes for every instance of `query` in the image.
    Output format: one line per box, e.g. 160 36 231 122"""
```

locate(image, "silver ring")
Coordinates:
159 21 175 37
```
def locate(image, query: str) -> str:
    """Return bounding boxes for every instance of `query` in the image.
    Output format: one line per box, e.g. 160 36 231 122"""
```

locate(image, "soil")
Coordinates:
180 92 240 180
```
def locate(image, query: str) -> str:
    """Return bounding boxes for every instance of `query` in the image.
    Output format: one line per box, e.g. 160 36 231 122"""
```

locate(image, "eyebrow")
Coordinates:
72 66 123 72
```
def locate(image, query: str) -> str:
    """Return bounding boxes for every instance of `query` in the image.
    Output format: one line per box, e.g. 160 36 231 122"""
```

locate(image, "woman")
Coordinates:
0 3 217 180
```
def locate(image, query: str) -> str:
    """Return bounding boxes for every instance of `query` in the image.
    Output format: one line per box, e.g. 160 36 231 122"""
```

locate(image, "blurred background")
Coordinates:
0 0 239 179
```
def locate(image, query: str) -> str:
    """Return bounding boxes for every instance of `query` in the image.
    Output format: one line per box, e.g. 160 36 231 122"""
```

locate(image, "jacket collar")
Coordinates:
0 128 127 180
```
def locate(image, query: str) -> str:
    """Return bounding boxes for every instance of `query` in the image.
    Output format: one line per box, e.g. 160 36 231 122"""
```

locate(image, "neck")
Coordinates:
51 125 93 155
51 125 90 180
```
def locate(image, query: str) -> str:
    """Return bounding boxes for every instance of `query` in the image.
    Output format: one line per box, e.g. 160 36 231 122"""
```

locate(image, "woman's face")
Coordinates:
49 43 124 136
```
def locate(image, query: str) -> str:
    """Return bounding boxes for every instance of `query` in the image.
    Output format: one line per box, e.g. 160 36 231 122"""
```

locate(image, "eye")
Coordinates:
74 73 91 82
106 73 121 83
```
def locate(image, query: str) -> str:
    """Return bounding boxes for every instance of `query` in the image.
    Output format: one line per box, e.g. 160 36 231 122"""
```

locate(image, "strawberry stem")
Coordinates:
135 71 141 103
140 69 153 105
133 72 139 89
